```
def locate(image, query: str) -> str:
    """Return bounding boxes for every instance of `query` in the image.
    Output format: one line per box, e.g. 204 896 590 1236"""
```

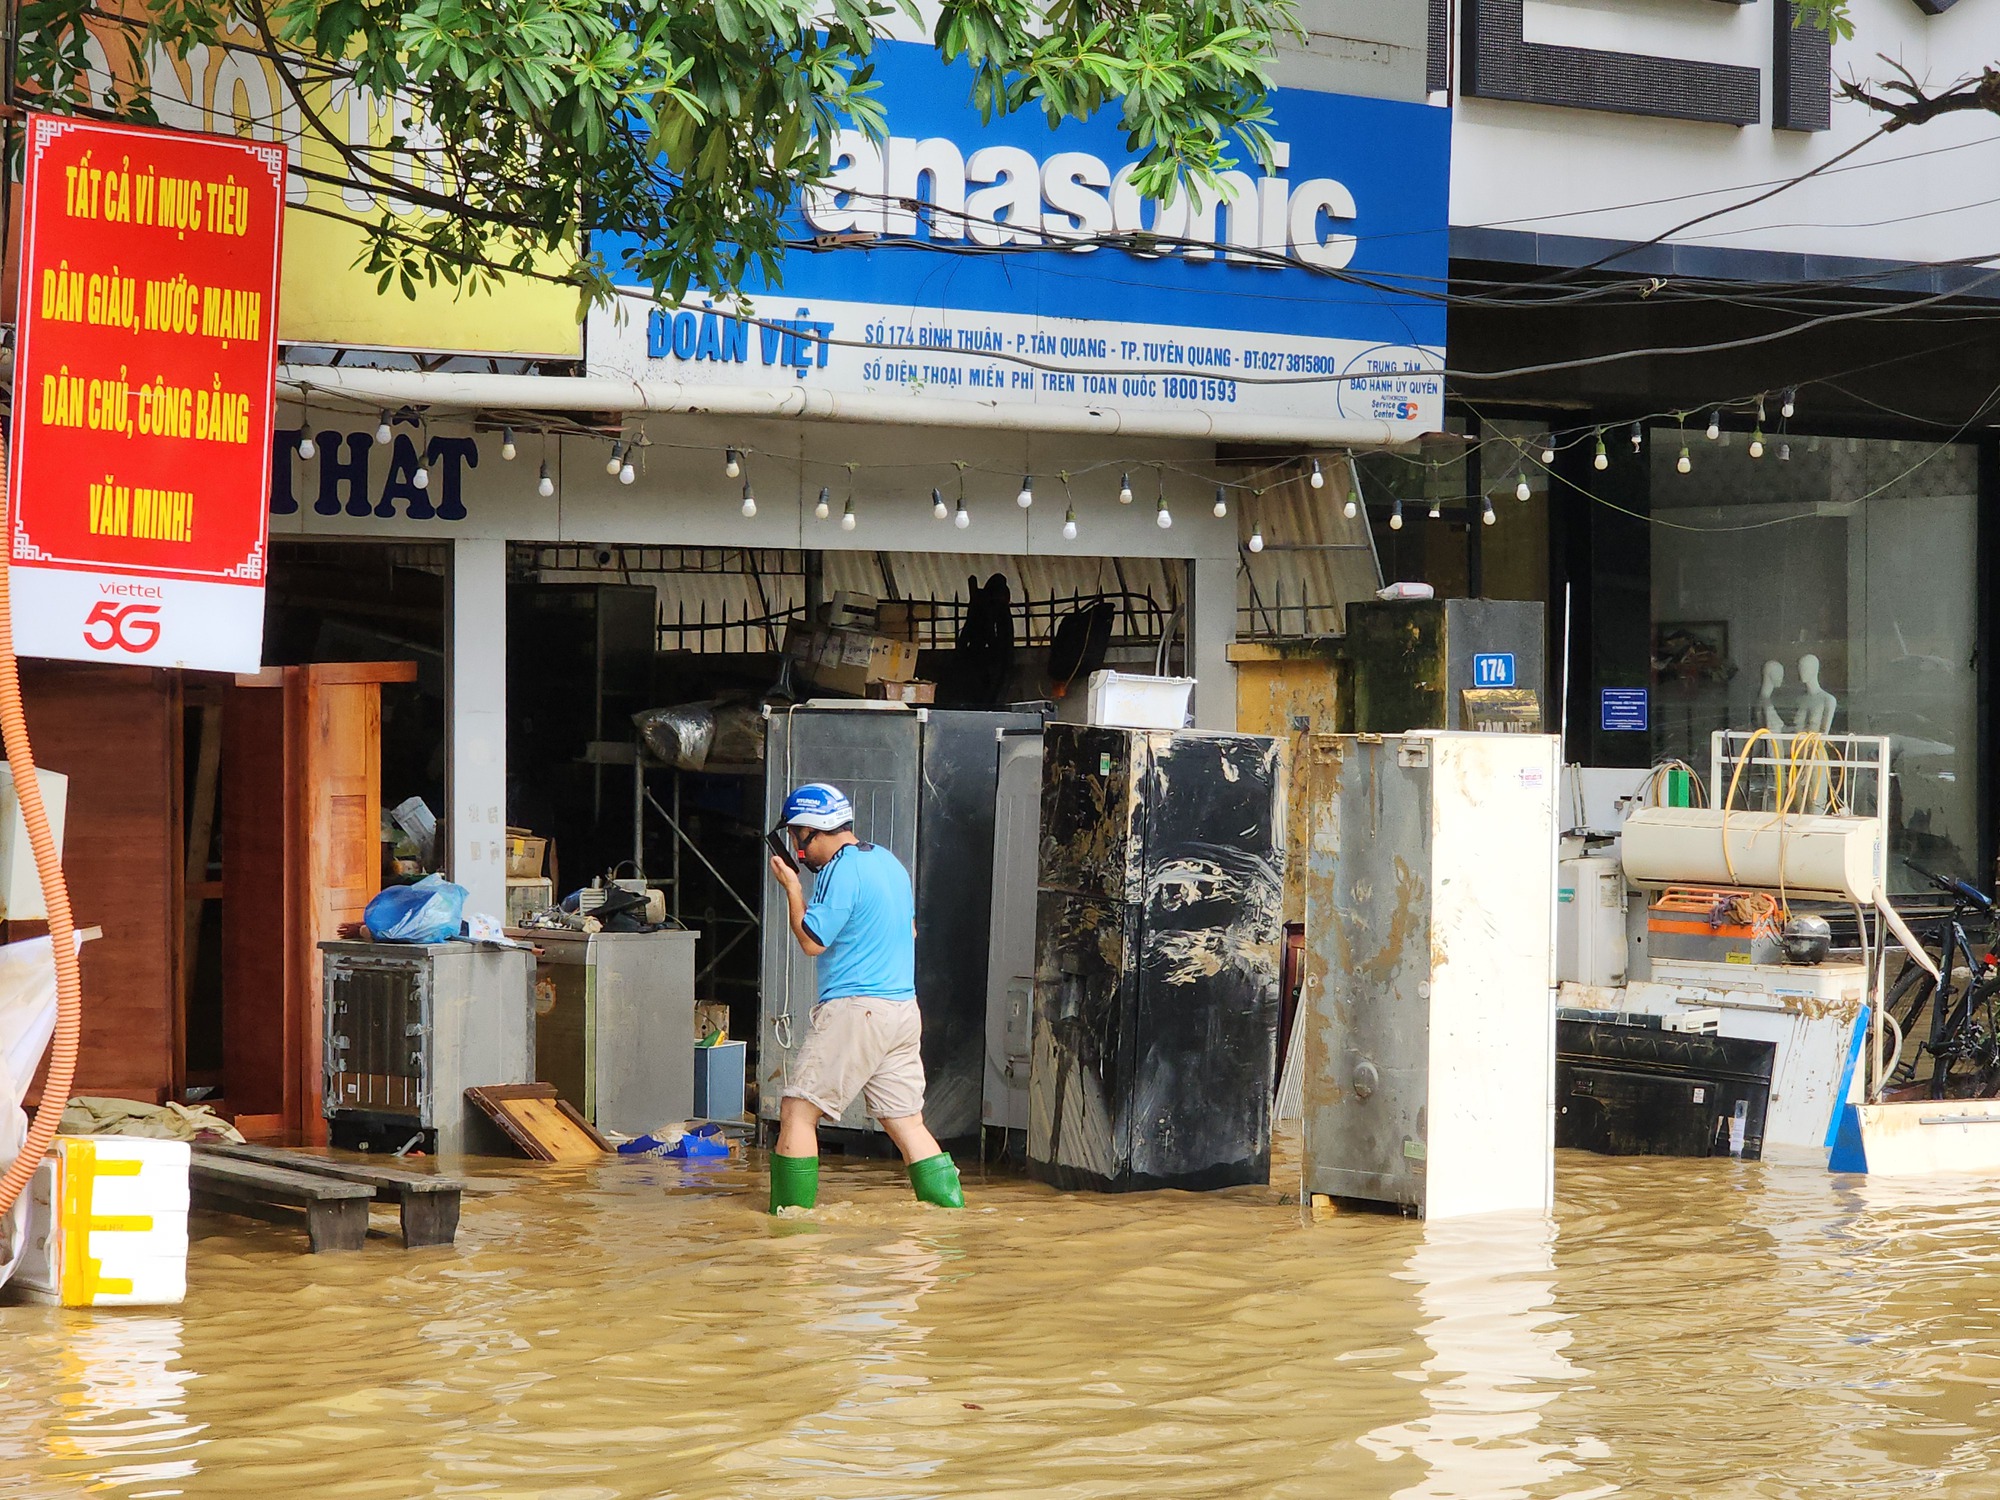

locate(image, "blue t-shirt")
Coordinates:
800 842 917 1003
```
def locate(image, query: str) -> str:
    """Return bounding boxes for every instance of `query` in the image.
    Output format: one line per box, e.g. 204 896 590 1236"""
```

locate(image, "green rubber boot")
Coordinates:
908 1152 964 1208
769 1153 819 1214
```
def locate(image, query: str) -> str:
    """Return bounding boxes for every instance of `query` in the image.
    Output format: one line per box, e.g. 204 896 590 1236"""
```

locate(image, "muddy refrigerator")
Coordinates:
759 704 1043 1141
1027 724 1285 1191
1299 732 1559 1219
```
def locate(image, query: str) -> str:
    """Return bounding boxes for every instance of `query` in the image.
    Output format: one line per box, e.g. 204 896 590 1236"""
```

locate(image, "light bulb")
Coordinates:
1630 422 1643 451
605 442 623 476
375 411 391 445
1756 396 1767 425
1428 497 1442 520
296 433 316 460
537 460 554 498
724 448 741 479
1156 498 1173 530
1309 458 1324 489
954 502 970 530
1594 436 1608 471
1343 490 1359 521
1706 410 1721 441
1017 475 1033 508
1390 498 1404 530
413 465 429 490
1781 388 1796 420
1213 486 1228 519
815 486 830 520
1749 428 1765 459
500 427 517 461
1677 445 1692 475
1248 525 1264 553
619 461 635 484
1779 442 1792 462
1514 472 1530 502
840 498 857 532
1482 494 1496 526
740 482 756 517
932 487 948 520
1539 437 1555 465
1117 472 1133 505
1062 505 1078 541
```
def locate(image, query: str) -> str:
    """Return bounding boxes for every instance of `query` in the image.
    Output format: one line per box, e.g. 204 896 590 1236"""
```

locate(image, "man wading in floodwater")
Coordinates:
766 782 964 1213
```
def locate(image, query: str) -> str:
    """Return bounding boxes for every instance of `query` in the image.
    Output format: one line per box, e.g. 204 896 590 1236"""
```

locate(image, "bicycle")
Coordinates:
1884 862 2000 1099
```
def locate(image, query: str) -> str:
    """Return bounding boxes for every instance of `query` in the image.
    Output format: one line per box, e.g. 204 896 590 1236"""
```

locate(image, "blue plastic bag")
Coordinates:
363 874 468 944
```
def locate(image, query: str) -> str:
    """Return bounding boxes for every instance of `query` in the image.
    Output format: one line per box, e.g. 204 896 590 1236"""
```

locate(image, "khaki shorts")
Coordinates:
784 996 926 1122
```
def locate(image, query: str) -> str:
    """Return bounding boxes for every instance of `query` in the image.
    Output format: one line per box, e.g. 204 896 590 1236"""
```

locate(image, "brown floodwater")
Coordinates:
7 1139 2000 1498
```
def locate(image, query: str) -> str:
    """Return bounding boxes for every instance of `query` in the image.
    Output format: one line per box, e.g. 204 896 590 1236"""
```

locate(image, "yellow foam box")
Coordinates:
12 1136 189 1307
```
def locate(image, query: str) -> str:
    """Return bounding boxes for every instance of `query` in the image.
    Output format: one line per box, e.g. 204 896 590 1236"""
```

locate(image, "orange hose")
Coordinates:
0 425 82 1221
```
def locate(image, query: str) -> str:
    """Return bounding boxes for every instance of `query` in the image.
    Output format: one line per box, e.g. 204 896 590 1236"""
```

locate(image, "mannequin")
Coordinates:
1794 653 1838 734
1756 660 1786 734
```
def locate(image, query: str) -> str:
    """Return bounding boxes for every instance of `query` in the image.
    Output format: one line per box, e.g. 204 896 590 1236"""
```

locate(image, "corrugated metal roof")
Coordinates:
1234 457 1380 638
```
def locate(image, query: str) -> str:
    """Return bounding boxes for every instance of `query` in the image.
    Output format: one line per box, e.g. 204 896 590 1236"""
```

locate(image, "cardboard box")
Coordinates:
821 591 879 629
867 679 936 704
505 830 547 879
873 600 935 642
695 1001 731 1043
807 628 919 694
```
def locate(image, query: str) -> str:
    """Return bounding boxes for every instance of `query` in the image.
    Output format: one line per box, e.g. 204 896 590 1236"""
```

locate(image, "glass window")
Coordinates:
1649 429 1978 893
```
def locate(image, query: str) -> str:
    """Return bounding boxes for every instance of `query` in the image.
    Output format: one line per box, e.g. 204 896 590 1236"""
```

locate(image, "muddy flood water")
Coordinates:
8 1140 2000 1498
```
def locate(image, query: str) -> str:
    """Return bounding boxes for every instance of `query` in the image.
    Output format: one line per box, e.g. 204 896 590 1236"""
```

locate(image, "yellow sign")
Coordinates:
89 22 581 356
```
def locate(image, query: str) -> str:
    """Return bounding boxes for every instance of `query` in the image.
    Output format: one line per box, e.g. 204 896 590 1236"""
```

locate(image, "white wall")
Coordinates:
1450 0 2000 266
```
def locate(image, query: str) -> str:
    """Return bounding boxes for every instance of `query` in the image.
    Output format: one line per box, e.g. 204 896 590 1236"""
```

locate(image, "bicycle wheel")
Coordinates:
1885 959 1938 1086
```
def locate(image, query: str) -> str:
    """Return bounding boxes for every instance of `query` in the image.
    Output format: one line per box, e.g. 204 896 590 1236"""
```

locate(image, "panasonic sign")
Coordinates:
589 41 1450 439
805 132 1359 269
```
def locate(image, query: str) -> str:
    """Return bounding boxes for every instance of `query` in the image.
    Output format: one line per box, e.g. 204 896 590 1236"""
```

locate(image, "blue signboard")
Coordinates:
1601 688 1649 733
589 41 1449 437
1472 652 1516 688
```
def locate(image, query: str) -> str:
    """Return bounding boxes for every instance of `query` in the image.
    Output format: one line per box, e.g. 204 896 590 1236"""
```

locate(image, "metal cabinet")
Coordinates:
1345 598 1545 732
529 928 698 1137
1300 732 1558 1218
759 704 1043 1139
983 729 1045 1132
1027 725 1285 1191
322 940 535 1156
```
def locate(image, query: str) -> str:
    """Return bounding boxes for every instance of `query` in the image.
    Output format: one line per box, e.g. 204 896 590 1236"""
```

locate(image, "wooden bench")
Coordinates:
196 1143 464 1249
190 1157 374 1253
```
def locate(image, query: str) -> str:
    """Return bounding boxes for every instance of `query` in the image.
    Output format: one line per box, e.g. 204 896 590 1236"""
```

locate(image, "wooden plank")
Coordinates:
190 1157 374 1206
197 1142 462 1248
303 661 420 686
465 1083 610 1162
221 683 292 1122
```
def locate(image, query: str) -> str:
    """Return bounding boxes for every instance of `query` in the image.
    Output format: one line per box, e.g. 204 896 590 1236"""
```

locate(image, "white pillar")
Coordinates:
448 538 508 916
1189 554 1237 731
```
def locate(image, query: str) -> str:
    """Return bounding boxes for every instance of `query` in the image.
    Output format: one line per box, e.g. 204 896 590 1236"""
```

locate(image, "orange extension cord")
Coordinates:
0 426 83 1221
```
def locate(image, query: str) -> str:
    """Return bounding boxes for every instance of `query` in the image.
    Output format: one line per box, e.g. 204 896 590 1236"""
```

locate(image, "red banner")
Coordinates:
9 114 285 670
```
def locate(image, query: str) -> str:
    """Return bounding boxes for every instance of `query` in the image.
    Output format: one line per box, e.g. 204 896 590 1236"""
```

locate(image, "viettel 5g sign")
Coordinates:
9 114 285 672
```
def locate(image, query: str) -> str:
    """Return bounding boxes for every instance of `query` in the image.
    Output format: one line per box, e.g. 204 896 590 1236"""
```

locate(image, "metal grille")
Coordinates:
326 963 425 1117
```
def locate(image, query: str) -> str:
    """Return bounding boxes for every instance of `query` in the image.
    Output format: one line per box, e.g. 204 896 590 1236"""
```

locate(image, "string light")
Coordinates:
1017 475 1034 508
1594 432 1609 471
932 487 948 520
296 429 316 461
1248 523 1264 553
1749 426 1765 460
1428 495 1443 520
619 454 636 485
1706 410 1721 441
1514 472 1530 502
1156 494 1173 530
1539 435 1555 465
605 440 624 476
500 427 517 461
375 410 392 445
1309 458 1324 489
1118 471 1133 504
724 448 742 478
1781 388 1796 420
740 481 756 517
1390 497 1404 530
1779 441 1792 462
954 497 970 529
1062 505 1078 541
413 459 429 490
1677 444 1692 475
1213 486 1228 519
815 486 831 521
1343 486 1359 520
1482 494 1496 526
537 459 555 498
840 496 857 532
